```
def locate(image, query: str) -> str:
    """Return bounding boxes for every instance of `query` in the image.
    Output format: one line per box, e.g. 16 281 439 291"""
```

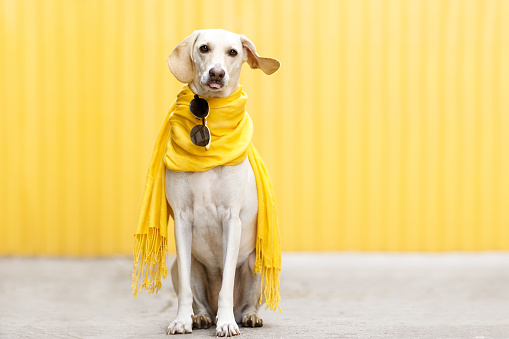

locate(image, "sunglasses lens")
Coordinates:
190 125 210 147
190 97 209 119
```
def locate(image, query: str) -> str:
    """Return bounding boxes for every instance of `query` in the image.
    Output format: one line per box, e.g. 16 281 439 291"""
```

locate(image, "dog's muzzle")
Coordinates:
208 67 225 89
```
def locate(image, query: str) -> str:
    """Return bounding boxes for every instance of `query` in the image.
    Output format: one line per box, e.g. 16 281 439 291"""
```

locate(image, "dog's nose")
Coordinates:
209 67 225 81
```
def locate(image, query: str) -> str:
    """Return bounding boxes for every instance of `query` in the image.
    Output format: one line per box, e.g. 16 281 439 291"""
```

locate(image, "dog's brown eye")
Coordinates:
229 49 238 57
199 45 209 53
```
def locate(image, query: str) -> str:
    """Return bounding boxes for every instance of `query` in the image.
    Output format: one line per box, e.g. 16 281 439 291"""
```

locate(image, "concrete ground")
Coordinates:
1 253 509 339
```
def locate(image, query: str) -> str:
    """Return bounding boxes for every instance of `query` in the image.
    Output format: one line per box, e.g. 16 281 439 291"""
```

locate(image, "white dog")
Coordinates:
164 29 280 337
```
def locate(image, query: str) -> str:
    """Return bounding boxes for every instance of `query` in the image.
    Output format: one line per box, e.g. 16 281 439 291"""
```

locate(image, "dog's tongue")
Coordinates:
209 83 221 89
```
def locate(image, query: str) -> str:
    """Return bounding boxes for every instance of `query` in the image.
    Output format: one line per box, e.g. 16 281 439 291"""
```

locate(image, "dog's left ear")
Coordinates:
168 31 200 83
240 35 280 75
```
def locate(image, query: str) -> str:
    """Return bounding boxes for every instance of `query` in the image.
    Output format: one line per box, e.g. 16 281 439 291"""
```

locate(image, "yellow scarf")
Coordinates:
132 85 281 311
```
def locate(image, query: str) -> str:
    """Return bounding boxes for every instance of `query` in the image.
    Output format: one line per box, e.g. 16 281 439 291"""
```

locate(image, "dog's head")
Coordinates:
168 29 280 98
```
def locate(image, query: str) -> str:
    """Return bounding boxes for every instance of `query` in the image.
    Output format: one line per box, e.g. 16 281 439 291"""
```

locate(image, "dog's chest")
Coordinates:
165 157 258 269
187 169 227 263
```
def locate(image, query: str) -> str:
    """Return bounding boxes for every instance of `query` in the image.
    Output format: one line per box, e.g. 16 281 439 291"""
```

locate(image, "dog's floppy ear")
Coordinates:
168 31 200 83
240 35 280 75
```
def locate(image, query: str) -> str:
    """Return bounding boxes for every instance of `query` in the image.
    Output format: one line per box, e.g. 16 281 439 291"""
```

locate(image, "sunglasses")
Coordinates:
189 94 211 150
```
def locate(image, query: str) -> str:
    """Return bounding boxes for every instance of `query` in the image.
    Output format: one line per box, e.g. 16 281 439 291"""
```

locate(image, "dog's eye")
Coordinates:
228 49 238 57
199 45 209 53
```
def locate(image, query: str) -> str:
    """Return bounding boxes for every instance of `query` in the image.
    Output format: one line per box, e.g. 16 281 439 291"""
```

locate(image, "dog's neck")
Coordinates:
189 81 240 99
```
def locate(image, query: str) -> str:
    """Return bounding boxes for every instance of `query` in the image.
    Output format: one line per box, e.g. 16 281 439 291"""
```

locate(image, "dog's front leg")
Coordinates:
167 211 194 335
216 210 242 337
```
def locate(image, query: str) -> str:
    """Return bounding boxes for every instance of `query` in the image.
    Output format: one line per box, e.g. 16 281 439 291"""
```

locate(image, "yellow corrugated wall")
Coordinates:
1 0 508 255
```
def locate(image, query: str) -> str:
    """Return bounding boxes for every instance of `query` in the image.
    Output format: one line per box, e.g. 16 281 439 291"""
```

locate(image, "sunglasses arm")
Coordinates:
202 118 210 151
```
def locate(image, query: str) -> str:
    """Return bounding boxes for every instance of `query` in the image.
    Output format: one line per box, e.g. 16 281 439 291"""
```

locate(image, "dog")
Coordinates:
164 29 280 337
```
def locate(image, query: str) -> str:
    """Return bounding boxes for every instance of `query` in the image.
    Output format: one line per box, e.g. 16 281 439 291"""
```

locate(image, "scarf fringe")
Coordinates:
132 228 168 298
255 238 281 312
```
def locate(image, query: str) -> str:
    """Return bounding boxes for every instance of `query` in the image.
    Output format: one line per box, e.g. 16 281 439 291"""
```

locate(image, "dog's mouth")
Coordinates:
207 81 224 90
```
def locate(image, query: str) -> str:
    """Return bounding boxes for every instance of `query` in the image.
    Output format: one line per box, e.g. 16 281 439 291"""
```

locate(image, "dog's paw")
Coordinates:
192 314 212 329
241 313 263 327
166 316 193 335
216 317 240 337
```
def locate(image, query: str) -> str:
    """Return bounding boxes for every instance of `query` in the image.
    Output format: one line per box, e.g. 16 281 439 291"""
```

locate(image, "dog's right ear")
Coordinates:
168 31 200 83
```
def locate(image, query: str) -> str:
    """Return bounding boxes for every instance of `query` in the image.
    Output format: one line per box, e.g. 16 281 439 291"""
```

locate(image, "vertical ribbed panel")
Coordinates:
1 0 508 255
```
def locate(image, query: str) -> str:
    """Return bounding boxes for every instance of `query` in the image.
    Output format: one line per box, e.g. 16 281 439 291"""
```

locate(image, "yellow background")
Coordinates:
1 0 508 255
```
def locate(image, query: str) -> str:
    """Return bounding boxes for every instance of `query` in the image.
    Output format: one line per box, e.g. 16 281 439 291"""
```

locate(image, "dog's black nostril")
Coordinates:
209 67 225 81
